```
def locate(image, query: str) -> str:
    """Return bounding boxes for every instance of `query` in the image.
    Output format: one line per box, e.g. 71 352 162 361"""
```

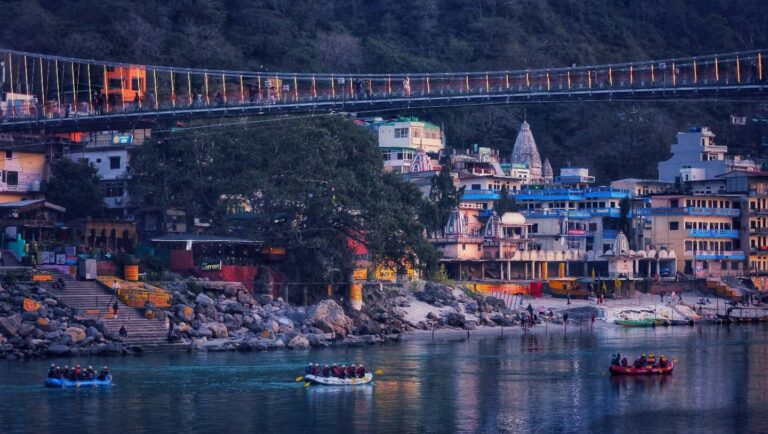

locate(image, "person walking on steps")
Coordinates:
119 325 127 339
113 301 119 319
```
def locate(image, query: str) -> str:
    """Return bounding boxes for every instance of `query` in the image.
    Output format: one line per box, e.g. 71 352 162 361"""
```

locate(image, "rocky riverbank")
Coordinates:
0 282 133 360
162 280 529 353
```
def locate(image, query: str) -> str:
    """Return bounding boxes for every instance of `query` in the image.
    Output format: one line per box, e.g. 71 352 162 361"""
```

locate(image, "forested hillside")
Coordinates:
2 0 767 180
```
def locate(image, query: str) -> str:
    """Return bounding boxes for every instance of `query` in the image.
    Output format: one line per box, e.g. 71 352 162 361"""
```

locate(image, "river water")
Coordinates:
1 324 767 433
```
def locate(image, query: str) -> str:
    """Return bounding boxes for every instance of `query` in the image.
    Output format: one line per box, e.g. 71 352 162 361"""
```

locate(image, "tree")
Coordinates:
420 157 462 237
45 159 104 220
494 185 517 215
130 117 440 283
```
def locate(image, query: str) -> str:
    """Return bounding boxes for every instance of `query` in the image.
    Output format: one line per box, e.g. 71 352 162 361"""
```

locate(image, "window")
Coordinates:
685 222 693 229
462 244 466 251
669 221 679 230
471 184 481 190
394 128 409 138
4 151 11 160
530 224 538 234
5 171 18 186
588 223 597 231
103 181 125 198
109 78 123 89
109 156 121 169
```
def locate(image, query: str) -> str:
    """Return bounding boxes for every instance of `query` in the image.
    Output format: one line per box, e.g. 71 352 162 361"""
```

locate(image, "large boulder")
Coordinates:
0 314 22 337
207 322 229 339
277 317 294 333
304 300 353 337
195 293 215 307
64 327 86 343
176 305 195 322
220 300 244 314
0 314 21 337
191 324 213 339
443 312 466 328
18 322 36 337
287 334 310 349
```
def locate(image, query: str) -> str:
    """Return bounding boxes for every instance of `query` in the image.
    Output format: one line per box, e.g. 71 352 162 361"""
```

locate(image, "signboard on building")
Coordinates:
353 268 368 281
374 261 415 281
113 134 133 145
471 282 527 295
200 260 222 271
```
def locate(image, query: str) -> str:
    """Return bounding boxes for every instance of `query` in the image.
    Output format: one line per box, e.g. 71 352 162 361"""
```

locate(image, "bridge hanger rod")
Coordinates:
0 48 764 80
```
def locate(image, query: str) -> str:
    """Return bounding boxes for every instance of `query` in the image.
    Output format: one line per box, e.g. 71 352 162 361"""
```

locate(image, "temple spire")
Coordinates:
511 121 543 181
543 157 554 183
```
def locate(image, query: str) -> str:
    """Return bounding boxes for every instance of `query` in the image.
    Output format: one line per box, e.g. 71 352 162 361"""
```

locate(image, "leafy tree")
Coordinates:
420 157 462 237
130 117 440 283
45 159 104 220
494 185 517 215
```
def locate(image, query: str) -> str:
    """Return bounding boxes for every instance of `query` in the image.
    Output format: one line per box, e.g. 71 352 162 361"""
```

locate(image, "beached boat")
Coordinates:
305 373 373 386
44 378 113 388
615 319 657 327
548 278 590 299
609 362 674 376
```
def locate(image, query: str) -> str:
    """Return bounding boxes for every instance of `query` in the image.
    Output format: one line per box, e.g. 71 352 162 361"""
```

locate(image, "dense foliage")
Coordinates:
45 159 104 220
2 0 767 180
129 116 438 281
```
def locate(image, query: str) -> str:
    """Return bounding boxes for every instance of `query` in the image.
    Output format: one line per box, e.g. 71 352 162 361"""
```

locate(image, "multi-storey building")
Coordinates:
657 126 759 183
374 117 443 173
0 147 45 202
640 194 743 277
63 129 151 217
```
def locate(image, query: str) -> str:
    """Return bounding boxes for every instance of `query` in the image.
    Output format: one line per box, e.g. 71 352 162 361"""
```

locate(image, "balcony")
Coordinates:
523 210 591 219
687 250 746 260
703 144 728 154
462 189 500 201
688 229 739 238
589 208 622 218
516 189 583 201
749 227 768 235
749 247 768 255
583 187 631 199
638 207 740 217
602 229 619 239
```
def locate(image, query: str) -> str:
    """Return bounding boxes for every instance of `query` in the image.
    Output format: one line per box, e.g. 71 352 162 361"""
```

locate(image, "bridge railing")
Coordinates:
0 48 765 122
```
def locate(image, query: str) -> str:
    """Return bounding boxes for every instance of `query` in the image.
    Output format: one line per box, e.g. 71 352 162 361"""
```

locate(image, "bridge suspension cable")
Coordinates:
0 48 766 129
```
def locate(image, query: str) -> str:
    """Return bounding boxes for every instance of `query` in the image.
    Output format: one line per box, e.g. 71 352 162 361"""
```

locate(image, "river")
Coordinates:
1 324 767 433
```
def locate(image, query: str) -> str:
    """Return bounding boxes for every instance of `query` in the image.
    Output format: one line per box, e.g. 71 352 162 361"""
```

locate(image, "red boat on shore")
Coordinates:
609 362 674 376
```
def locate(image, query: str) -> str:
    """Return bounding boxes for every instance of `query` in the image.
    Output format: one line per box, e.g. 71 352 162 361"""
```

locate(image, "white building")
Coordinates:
64 130 149 217
657 127 759 183
377 117 443 173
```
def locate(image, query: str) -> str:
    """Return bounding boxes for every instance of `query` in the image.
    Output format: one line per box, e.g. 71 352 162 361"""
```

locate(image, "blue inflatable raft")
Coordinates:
44 377 113 388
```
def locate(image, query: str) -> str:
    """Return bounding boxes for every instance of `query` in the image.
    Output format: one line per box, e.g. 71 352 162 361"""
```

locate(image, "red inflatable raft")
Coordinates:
609 362 674 376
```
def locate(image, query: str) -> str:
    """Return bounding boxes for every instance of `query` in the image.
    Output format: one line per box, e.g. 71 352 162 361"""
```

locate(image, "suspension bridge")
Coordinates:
0 48 766 132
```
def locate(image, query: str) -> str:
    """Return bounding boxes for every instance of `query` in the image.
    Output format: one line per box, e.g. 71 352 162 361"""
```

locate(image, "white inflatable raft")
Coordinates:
305 373 373 386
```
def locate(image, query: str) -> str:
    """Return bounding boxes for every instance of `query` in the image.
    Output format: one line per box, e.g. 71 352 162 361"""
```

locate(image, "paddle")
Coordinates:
295 376 304 382
374 369 384 375
303 381 311 387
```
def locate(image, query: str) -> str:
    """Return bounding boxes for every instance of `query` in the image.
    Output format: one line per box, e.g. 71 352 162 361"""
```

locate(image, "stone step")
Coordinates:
40 271 171 346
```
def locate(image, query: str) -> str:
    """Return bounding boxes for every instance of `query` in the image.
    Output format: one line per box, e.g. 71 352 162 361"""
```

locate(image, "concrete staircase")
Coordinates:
40 271 173 349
